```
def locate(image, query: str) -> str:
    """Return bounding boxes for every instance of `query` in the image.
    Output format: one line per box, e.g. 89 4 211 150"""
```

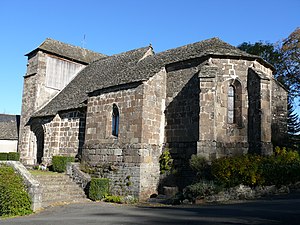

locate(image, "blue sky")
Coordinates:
0 0 299 115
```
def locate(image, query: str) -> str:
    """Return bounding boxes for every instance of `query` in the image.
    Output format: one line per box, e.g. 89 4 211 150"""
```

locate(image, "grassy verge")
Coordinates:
29 170 62 176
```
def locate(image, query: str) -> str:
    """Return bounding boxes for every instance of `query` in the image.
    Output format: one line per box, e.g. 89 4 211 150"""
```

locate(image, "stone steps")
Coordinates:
33 172 89 208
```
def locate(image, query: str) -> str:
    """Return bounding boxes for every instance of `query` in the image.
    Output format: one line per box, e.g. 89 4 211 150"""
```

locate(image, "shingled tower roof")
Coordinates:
25 38 107 64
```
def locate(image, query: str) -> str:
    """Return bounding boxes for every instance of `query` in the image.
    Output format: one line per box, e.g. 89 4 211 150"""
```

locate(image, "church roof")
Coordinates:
0 114 20 140
25 38 107 64
33 38 272 117
34 46 153 117
157 37 269 64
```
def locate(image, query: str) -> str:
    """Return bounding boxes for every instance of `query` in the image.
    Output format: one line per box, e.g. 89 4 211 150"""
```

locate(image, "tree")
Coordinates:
287 100 300 151
279 27 300 100
287 100 300 135
238 41 282 77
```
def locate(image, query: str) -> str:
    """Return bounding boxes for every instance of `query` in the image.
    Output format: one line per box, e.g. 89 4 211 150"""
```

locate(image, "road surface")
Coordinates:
1 193 300 225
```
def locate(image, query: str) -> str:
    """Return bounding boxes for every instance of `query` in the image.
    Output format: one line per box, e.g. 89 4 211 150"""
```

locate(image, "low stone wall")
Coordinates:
66 162 91 191
1 161 42 211
204 184 297 203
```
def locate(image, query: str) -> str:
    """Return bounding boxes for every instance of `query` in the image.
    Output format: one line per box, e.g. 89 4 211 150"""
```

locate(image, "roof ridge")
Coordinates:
42 38 103 56
157 37 235 54
91 45 153 64
25 38 107 64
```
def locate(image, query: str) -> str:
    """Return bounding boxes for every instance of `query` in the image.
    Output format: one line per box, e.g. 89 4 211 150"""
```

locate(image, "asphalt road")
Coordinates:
1 194 300 225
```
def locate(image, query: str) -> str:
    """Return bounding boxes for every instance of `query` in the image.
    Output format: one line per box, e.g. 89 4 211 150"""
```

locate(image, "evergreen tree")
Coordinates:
287 100 300 151
287 100 300 135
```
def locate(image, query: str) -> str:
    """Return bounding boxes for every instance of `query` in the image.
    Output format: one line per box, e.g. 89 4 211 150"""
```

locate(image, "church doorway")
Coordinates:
32 124 45 164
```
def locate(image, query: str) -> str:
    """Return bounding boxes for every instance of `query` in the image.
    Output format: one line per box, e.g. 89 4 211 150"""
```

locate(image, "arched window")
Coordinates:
112 104 119 137
228 85 235 124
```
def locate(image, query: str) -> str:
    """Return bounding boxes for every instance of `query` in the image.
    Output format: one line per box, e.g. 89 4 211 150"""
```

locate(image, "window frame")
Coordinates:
228 85 235 124
112 104 119 137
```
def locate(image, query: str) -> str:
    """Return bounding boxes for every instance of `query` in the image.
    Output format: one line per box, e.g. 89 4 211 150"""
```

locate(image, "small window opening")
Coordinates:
228 85 235 124
112 104 119 137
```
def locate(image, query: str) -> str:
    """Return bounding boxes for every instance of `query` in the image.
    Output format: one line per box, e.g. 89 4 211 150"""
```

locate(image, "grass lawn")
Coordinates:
29 170 62 176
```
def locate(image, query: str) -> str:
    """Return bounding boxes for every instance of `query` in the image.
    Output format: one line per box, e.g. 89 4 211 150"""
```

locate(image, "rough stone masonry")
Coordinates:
18 38 287 199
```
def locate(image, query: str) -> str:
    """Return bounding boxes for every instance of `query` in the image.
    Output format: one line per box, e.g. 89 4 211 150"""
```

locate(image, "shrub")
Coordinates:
52 156 75 173
261 147 300 185
159 148 174 174
0 153 7 161
0 164 32 217
211 154 264 187
7 152 20 161
88 178 110 201
0 152 20 161
211 148 300 188
103 195 123 203
183 180 222 202
274 146 300 162
189 154 210 179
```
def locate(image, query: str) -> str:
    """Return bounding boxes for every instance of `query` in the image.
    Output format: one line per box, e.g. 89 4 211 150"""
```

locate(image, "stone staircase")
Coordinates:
33 173 89 208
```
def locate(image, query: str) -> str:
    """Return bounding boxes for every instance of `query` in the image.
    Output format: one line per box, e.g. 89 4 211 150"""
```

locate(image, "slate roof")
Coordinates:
0 114 20 140
33 38 273 117
34 46 153 117
156 37 272 66
25 38 107 64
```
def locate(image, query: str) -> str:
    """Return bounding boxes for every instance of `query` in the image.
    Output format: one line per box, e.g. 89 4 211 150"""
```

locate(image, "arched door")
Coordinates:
32 124 45 164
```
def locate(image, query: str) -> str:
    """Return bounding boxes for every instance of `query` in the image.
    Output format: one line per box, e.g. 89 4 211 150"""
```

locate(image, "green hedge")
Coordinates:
0 153 7 161
52 156 75 173
0 152 20 161
0 164 32 217
88 178 110 201
7 152 20 161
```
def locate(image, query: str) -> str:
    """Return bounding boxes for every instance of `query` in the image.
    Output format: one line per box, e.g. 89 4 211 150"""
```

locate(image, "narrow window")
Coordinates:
112 104 119 137
228 85 235 124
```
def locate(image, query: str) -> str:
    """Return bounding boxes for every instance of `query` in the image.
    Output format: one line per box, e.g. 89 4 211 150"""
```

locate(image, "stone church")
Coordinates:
19 38 287 199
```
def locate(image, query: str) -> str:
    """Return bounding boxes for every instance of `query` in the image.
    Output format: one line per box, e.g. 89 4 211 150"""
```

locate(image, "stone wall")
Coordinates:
162 58 274 187
197 58 274 158
271 79 288 146
41 110 86 163
164 60 201 187
247 67 273 155
165 66 200 143
83 69 166 199
19 50 86 165
139 68 166 198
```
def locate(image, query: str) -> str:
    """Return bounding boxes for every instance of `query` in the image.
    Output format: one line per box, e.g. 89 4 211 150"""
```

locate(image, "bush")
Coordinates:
88 178 110 201
261 147 300 185
0 164 32 217
7 152 20 161
183 180 222 202
52 156 75 173
211 148 300 188
189 154 210 179
0 153 7 161
0 152 20 161
103 195 123 203
159 148 174 174
211 154 264 187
